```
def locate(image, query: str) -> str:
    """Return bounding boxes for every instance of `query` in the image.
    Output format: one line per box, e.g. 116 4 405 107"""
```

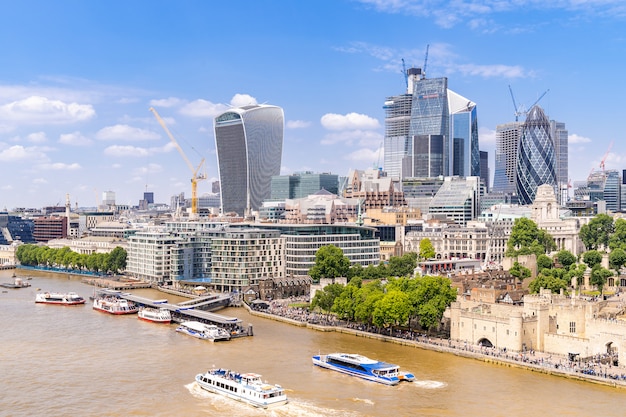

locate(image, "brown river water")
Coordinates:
1 269 625 417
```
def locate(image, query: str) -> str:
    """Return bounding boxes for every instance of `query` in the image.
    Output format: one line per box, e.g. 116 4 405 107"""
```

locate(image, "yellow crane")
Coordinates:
149 107 206 217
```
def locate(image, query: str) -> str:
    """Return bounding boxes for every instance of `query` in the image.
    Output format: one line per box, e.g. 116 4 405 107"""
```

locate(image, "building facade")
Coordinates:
516 106 557 205
214 104 284 216
492 122 522 194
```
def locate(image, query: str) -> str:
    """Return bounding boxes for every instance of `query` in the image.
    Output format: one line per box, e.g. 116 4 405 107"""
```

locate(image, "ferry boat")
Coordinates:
1 277 31 289
195 368 288 409
312 353 415 385
138 307 171 324
176 321 231 342
35 292 86 306
93 296 139 315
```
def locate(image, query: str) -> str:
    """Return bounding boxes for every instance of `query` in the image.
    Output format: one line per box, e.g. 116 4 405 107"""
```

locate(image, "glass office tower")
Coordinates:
493 122 522 194
516 106 557 205
214 104 284 216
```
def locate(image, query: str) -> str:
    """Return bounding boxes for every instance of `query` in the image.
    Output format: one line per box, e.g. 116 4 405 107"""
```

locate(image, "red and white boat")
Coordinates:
93 296 139 315
35 292 86 306
138 307 171 324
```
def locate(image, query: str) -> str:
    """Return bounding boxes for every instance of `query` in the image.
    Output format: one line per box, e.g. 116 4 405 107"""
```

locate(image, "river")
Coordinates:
1 269 625 417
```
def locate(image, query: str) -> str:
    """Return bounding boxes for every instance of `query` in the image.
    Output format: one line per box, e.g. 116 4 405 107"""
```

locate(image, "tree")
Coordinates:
555 250 576 269
371 289 411 329
582 250 603 269
412 275 457 331
354 280 385 324
310 283 344 313
590 266 613 294
309 245 351 282
332 280 361 321
537 254 553 270
419 239 436 260
387 252 418 277
529 273 569 294
567 263 587 289
579 213 614 251
509 261 531 282
506 218 555 257
609 218 626 251
609 248 626 274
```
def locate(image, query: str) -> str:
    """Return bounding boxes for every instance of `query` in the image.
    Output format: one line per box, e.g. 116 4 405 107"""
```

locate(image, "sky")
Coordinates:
1 0 625 210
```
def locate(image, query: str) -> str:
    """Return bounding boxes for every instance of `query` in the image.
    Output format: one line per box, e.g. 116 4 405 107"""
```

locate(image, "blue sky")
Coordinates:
1 0 625 209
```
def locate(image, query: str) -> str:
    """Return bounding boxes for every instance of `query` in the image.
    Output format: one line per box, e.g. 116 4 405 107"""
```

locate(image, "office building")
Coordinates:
33 216 68 242
480 150 489 192
550 121 569 205
383 68 479 180
214 104 284 216
270 172 338 201
428 176 481 226
516 106 557 205
492 122 522 194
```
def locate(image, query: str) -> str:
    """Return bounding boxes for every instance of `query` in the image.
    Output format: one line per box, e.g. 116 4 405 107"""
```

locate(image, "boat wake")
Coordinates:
350 397 375 405
185 382 361 416
412 380 447 389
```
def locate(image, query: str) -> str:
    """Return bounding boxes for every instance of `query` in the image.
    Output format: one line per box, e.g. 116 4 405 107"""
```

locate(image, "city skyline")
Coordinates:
1 1 625 209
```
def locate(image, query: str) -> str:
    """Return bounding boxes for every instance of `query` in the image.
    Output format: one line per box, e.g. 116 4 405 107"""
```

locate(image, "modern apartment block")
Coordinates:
126 230 181 283
214 104 284 216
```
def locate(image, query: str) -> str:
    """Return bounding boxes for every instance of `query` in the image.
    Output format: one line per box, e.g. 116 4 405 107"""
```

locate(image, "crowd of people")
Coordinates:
258 297 626 385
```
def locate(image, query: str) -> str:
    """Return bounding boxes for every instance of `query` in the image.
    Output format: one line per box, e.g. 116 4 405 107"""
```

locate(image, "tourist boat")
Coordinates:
176 321 231 342
195 368 288 409
312 353 415 385
35 292 86 306
1 277 31 289
93 296 139 315
138 307 171 324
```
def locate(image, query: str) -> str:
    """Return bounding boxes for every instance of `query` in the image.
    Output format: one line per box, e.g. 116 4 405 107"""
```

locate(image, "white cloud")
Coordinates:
96 124 160 141
103 145 151 157
321 130 383 147
479 127 496 146
230 94 258 107
150 97 184 108
40 162 81 170
26 132 48 143
0 145 47 162
569 133 592 144
133 163 163 176
33 178 48 184
344 147 379 164
59 131 93 146
180 99 228 118
321 112 380 131
286 120 311 129
453 63 526 78
0 96 95 125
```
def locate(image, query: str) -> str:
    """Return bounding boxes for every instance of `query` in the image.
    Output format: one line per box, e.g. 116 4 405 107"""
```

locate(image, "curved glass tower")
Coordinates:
214 104 284 216
515 105 557 205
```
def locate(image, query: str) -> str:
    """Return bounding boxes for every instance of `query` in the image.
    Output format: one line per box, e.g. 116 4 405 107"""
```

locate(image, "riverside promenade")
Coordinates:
246 300 626 389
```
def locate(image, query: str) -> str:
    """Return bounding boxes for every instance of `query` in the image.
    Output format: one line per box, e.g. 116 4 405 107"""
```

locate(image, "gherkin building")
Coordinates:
515 105 557 205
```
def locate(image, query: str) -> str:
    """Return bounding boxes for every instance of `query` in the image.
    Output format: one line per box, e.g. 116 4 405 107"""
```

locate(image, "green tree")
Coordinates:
354 280 385 324
387 252 418 277
413 275 457 331
555 250 577 269
371 289 411 329
609 218 626 251
579 213 614 251
609 248 626 274
567 263 587 289
529 273 569 294
309 245 351 282
537 254 553 270
590 266 613 294
506 218 555 257
419 238 436 260
509 261 531 282
310 283 344 313
582 250 603 269
332 280 361 321
107 247 127 274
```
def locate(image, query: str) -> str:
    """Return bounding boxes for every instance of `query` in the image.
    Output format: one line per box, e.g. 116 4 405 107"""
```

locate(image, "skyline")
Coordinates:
1 0 625 209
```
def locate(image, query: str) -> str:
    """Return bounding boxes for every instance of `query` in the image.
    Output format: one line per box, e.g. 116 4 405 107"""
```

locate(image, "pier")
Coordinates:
98 289 251 338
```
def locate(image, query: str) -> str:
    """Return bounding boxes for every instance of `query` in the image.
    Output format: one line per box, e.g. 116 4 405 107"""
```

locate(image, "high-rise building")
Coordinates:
406 134 444 178
270 172 338 201
516 106 557 205
550 120 569 205
480 150 489 192
214 104 284 216
383 69 479 180
492 122 522 194
102 191 116 206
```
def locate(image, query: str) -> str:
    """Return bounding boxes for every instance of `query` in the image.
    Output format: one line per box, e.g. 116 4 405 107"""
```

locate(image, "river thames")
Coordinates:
2 269 626 417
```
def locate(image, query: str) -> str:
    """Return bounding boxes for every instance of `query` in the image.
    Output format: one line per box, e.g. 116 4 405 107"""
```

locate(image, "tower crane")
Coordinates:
401 58 408 89
149 107 207 217
600 140 614 171
508 86 550 121
422 44 429 80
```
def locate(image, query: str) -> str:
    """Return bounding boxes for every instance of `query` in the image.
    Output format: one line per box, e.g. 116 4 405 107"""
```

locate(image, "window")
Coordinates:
570 322 576 333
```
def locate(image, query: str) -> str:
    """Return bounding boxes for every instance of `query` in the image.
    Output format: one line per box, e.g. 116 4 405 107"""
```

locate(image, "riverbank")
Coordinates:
245 303 626 389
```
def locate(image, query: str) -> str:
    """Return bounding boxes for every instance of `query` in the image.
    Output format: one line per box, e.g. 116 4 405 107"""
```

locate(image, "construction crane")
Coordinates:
401 58 408 89
422 44 429 79
149 107 207 217
600 140 614 171
508 86 549 121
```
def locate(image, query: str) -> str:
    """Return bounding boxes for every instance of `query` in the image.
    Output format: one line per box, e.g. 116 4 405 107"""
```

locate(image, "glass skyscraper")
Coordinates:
550 120 569 205
492 122 522 194
516 106 557 205
214 104 284 216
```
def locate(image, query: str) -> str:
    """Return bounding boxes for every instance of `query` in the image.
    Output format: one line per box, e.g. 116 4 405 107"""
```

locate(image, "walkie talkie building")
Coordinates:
214 104 284 216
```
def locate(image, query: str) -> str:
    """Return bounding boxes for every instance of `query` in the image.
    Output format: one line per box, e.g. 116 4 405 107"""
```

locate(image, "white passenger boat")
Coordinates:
176 321 230 342
35 292 86 306
195 368 288 409
93 296 139 315
138 307 171 324
312 353 415 385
